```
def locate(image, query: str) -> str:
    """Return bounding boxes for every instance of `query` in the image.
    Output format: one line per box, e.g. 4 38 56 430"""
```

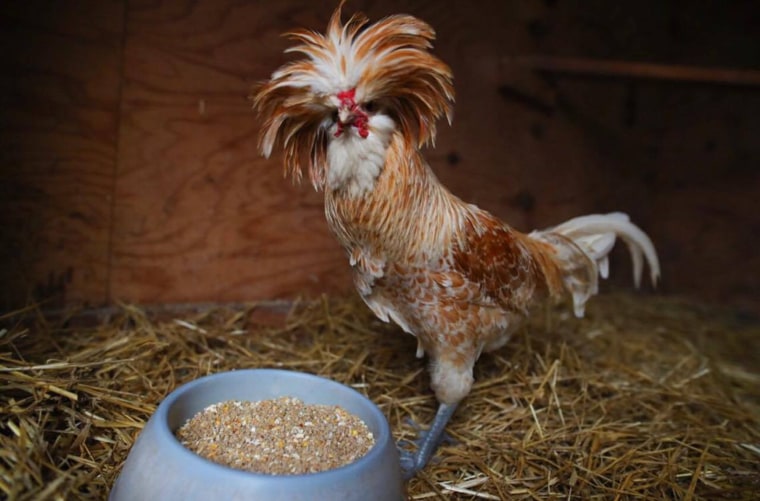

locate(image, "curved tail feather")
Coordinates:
530 212 661 317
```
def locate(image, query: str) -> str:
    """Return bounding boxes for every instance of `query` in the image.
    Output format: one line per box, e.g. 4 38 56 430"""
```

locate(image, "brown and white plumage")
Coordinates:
253 2 660 477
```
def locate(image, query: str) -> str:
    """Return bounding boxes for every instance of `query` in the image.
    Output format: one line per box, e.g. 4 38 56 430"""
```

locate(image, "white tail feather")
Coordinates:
549 212 660 287
598 256 609 279
531 212 661 318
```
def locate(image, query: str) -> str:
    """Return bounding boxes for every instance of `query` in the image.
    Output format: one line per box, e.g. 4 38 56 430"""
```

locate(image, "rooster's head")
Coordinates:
252 2 454 190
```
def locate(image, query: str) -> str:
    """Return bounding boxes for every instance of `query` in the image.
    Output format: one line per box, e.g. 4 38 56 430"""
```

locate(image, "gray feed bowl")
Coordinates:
109 369 404 500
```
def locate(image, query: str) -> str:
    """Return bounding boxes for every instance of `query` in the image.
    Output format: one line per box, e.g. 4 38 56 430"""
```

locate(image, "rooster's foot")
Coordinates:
396 402 458 479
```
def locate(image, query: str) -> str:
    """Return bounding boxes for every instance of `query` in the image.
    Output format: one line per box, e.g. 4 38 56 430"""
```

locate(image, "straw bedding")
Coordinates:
1 292 758 500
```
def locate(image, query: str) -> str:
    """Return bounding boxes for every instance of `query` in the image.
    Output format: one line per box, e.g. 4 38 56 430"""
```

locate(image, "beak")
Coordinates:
338 106 355 126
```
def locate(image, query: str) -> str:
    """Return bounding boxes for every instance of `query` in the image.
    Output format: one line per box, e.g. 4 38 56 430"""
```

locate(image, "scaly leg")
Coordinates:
399 402 458 479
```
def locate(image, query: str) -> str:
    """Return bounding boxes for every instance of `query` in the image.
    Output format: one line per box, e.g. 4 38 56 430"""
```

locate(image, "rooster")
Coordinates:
252 2 660 478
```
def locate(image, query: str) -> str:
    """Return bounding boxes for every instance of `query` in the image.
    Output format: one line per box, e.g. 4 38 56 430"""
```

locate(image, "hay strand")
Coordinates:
1 292 758 499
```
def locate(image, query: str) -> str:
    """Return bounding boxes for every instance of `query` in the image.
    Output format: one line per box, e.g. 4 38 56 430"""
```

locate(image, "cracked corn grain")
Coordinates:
176 397 375 475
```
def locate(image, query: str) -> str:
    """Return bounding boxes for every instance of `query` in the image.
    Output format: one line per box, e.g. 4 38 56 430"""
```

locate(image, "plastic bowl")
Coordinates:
109 369 404 500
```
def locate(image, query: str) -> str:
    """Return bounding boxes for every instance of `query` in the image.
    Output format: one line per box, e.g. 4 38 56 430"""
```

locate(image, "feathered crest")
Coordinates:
251 1 454 189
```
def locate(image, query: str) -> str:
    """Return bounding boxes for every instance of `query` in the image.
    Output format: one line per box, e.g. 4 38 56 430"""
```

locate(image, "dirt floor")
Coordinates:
1 291 758 500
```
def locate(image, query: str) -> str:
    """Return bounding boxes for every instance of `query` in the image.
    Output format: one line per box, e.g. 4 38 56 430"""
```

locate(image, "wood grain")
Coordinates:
110 0 353 304
1 0 757 311
0 1 124 310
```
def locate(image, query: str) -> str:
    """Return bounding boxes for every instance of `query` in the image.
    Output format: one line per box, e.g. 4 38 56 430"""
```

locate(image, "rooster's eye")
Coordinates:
363 101 377 113
331 109 339 123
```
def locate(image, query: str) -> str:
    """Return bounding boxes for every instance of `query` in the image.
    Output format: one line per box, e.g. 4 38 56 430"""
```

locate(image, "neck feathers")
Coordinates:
326 113 396 197
326 133 467 261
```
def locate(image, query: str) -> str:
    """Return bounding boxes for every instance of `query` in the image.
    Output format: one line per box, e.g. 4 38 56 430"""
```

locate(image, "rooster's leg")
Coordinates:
398 402 458 479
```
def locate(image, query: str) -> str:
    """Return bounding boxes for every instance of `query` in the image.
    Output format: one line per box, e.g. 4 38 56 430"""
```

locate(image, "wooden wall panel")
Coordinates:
0 1 124 310
517 0 760 310
1 0 757 312
110 1 353 304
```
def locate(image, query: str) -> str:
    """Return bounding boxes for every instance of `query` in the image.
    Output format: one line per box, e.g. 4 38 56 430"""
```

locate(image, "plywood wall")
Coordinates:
2 0 758 313
0 1 125 307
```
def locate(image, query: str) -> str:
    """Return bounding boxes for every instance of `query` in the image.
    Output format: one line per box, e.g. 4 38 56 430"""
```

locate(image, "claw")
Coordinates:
398 449 421 480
